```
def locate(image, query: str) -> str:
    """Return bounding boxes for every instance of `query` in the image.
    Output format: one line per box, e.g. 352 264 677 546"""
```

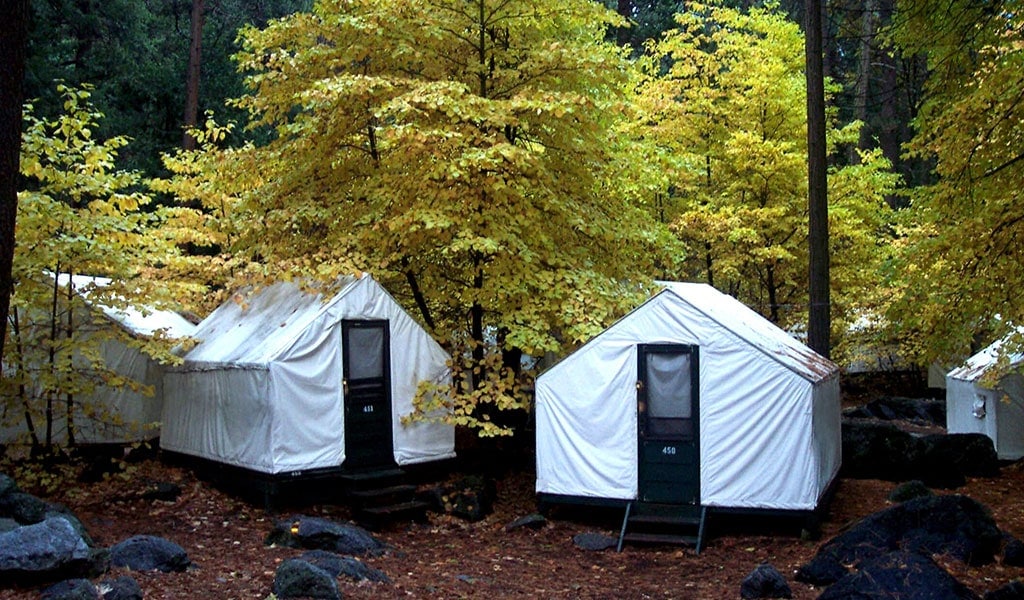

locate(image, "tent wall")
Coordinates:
1 295 191 446
162 276 454 475
536 289 839 511
946 377 996 440
947 374 1024 460
995 374 1024 460
161 367 277 472
73 339 166 443
811 376 842 498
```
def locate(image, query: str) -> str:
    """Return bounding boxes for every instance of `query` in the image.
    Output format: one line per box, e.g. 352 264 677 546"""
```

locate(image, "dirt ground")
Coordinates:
2 454 1024 600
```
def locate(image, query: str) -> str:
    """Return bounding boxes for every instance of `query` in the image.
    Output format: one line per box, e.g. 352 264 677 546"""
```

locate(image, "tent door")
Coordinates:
637 344 699 505
342 320 394 469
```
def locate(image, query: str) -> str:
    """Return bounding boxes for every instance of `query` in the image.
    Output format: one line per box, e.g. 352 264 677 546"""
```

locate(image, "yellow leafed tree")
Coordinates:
157 0 678 435
5 85 186 451
631 1 900 361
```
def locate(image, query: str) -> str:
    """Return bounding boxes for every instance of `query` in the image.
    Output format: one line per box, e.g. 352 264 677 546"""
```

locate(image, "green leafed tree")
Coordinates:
883 0 1024 368
632 1 900 360
157 0 678 435
4 85 185 450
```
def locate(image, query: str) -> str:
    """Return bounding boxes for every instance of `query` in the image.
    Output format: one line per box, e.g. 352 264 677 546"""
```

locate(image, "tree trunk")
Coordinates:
0 0 28 369
617 0 633 46
182 0 206 150
766 264 780 323
10 307 40 448
64 274 75 446
821 0 835 80
404 269 435 331
806 0 831 358
852 0 876 162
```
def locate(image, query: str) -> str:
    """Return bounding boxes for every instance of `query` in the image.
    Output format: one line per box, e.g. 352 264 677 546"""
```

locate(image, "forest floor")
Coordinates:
1 452 1024 599
3 374 1023 599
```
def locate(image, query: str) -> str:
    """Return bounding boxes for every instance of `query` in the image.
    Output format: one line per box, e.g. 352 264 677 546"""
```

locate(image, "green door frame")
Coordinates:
637 343 700 505
342 319 395 469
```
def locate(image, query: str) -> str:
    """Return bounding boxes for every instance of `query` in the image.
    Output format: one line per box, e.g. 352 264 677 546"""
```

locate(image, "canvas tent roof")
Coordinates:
536 281 841 511
178 279 348 368
657 282 835 382
947 330 1024 383
56 273 196 339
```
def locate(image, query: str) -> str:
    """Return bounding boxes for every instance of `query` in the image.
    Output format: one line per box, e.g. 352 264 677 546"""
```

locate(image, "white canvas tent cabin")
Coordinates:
535 282 841 550
0 274 196 446
946 332 1024 460
160 275 454 505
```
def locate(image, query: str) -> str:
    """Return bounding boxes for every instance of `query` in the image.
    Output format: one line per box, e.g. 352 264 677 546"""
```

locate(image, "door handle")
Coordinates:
636 380 644 391
343 379 348 395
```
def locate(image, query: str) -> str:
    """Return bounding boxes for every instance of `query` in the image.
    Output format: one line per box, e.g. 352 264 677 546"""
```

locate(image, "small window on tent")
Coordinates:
972 395 987 419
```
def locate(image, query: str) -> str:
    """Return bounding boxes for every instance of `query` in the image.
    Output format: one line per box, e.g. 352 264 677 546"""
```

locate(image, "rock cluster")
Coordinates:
0 472 185 598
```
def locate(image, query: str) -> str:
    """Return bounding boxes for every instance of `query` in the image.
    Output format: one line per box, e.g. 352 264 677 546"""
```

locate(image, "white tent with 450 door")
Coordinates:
536 282 841 513
161 274 454 475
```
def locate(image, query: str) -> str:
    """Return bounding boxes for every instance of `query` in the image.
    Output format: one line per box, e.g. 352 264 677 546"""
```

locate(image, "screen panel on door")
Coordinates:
343 320 393 469
638 344 699 505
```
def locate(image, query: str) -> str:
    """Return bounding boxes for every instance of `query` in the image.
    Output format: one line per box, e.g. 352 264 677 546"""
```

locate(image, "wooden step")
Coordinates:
618 502 709 553
628 514 701 527
341 468 405 484
355 499 430 530
359 499 430 516
622 532 700 546
349 484 417 500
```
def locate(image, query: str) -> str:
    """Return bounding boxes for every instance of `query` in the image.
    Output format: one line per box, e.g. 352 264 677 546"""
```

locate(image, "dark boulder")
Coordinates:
843 421 1000 488
818 551 978 600
109 535 190 573
572 532 618 551
985 580 1024 600
98 575 143 600
0 473 16 497
141 482 182 503
1003 538 1024 567
841 420 925 481
794 554 848 586
844 396 946 426
298 549 390 583
444 475 497 522
505 513 547 531
272 558 341 600
921 433 1000 479
799 494 1002 580
0 516 104 584
739 563 792 599
45 504 94 547
887 480 933 503
265 515 386 556
0 491 51 524
39 578 99 600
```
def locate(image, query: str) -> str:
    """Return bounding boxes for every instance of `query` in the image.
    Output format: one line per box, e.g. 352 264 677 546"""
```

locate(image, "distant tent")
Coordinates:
161 275 454 475
946 333 1024 460
535 282 841 513
0 274 196 445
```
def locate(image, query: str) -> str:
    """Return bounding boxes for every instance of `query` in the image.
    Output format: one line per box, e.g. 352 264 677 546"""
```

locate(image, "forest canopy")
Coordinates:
4 0 1023 440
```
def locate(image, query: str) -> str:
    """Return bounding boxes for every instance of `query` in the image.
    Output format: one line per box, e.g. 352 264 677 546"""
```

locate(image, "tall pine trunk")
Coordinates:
0 0 29 366
183 0 205 150
806 0 831 358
